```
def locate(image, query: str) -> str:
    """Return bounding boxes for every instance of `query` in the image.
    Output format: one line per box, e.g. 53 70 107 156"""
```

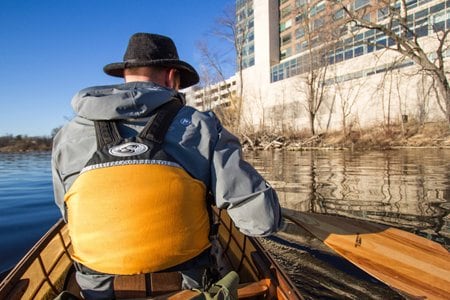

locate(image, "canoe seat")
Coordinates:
67 266 269 299
114 272 182 298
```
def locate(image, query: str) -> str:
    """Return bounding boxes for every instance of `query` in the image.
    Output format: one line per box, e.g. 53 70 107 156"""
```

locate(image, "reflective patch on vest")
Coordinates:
109 142 149 157
80 159 182 174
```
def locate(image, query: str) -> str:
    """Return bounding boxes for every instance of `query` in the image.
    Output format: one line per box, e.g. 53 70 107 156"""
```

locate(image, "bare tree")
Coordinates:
335 76 365 137
211 2 253 130
197 63 217 111
292 2 341 135
196 41 231 90
196 41 239 128
333 0 450 124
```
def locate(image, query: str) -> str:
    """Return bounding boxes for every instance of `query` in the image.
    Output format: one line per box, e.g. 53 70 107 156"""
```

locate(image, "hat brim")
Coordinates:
103 59 199 89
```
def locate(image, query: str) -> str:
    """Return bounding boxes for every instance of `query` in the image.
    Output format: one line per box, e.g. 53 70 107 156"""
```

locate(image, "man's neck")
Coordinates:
124 74 153 83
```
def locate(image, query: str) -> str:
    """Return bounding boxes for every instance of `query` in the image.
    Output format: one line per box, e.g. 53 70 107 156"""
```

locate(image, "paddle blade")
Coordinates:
282 209 450 300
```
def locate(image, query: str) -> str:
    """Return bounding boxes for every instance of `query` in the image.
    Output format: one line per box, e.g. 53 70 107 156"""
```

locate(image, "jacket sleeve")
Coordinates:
51 147 67 221
211 123 283 237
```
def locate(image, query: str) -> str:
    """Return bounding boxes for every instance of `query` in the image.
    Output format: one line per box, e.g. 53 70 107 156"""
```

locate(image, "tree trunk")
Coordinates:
310 111 316 135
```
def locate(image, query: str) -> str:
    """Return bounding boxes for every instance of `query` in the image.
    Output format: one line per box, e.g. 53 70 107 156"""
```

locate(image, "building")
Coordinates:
184 75 237 111
187 0 450 133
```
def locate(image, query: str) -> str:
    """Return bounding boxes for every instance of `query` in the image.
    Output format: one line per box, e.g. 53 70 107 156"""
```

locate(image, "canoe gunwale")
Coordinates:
0 219 71 299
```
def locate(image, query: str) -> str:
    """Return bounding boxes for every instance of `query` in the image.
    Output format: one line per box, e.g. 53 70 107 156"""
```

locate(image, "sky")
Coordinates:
0 0 236 136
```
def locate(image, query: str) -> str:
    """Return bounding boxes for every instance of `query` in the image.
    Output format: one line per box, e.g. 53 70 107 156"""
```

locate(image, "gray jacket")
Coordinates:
52 82 282 237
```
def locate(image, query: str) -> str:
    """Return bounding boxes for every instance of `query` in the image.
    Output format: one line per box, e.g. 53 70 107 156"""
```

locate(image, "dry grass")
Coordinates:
241 121 450 151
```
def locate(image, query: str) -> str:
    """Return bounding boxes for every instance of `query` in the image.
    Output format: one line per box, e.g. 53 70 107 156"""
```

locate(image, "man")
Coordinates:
52 33 282 300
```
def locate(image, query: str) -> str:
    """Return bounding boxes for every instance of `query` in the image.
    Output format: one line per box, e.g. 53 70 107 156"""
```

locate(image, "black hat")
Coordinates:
103 33 199 89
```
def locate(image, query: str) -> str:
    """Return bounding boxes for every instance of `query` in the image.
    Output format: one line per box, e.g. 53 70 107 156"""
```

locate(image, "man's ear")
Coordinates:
166 68 180 90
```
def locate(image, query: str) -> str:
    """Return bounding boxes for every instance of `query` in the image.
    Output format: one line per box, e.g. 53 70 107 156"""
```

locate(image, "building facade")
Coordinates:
187 0 450 133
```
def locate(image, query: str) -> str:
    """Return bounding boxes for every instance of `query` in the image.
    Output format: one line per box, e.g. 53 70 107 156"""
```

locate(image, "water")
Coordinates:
245 148 449 299
0 150 448 298
246 148 449 246
0 152 59 275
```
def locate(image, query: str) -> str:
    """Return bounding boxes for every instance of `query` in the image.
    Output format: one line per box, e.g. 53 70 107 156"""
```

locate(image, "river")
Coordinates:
246 148 449 299
0 149 448 298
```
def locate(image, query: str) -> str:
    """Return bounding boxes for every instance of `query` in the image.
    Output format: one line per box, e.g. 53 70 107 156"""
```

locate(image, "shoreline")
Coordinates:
240 121 450 151
1 121 449 153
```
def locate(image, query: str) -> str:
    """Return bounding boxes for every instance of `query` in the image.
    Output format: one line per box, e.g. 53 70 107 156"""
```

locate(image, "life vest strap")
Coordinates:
94 120 121 147
93 94 184 148
139 95 184 144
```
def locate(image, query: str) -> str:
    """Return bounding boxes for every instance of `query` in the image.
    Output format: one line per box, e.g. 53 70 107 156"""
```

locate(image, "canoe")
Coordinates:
0 208 303 300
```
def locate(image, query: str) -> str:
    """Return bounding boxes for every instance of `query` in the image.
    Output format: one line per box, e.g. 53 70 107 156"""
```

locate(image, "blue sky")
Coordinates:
0 0 235 136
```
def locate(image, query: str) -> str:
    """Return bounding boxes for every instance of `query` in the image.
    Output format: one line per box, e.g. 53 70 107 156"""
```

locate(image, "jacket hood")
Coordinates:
71 82 177 120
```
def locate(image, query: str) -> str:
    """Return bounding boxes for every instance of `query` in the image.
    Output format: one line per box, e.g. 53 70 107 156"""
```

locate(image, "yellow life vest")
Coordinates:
64 98 211 275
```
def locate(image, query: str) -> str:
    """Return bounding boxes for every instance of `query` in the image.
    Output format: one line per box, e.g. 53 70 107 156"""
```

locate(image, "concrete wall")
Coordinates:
240 28 449 133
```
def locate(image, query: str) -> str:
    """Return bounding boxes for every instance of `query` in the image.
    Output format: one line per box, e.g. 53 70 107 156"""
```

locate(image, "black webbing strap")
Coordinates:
94 120 122 148
139 96 184 144
93 94 184 148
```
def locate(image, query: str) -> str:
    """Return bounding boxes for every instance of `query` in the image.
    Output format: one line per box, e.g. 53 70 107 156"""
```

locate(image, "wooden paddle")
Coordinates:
281 208 450 300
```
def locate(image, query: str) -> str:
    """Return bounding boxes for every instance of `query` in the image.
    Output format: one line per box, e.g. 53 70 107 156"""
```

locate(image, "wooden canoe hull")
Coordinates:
0 208 302 299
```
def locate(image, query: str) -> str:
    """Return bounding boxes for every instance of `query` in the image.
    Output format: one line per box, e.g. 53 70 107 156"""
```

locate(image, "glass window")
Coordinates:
353 0 370 10
354 46 364 56
249 57 255 67
367 38 374 52
406 0 417 9
280 19 292 32
334 9 345 20
344 37 353 45
376 38 386 50
248 32 254 42
301 40 309 50
364 29 375 38
296 0 308 8
281 5 292 18
335 51 344 63
415 17 428 27
345 49 353 60
328 54 335 64
387 37 396 46
430 2 445 14
281 34 292 46
290 59 299 76
296 27 305 39
415 9 428 20
279 68 284 80
433 11 446 32
415 25 428 37
310 1 325 17
378 7 389 22
313 18 324 30
295 12 306 23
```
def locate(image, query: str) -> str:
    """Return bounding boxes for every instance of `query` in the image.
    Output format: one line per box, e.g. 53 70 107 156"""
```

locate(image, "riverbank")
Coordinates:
241 121 450 151
1 121 449 153
0 136 52 153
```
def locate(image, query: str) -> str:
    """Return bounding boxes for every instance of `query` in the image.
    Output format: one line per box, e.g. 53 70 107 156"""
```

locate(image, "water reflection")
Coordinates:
245 149 450 248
